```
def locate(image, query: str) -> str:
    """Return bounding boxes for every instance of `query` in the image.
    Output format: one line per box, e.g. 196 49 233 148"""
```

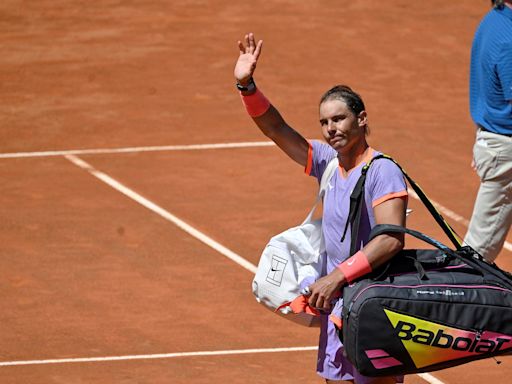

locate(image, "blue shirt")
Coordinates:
469 6 512 135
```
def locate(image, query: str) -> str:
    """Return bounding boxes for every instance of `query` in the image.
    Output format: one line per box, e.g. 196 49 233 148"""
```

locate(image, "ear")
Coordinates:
358 110 368 127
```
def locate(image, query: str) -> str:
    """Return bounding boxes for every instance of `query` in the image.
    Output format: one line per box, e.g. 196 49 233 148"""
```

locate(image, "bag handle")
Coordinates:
370 224 455 254
341 154 463 253
370 224 512 289
301 157 339 225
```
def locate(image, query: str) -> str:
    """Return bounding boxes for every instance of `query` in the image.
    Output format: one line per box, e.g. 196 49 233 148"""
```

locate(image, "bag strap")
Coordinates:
370 224 455 254
370 224 512 290
341 154 463 253
340 156 373 255
301 157 339 225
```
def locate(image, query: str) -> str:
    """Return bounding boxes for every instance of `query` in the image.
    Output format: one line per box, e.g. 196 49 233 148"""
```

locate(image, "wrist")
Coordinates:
239 86 270 117
236 77 256 94
330 267 345 285
337 250 372 283
236 76 252 87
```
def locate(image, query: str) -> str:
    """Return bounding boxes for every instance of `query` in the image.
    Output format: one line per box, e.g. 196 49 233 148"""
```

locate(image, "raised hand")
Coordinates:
234 33 263 86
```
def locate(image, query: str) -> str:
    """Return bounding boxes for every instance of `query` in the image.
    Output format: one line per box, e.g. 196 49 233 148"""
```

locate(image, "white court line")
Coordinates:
0 141 275 159
0 346 317 367
417 373 447 384
64 154 257 274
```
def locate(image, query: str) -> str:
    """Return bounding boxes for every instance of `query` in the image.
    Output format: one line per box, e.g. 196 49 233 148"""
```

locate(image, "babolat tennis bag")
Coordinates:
336 155 512 377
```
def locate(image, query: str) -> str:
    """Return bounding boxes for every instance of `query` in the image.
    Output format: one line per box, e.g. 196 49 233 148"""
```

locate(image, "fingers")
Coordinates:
309 296 331 311
244 34 250 53
253 39 263 60
238 33 263 57
238 40 245 55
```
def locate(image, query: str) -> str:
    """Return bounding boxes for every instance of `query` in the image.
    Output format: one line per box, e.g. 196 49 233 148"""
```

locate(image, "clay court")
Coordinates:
1 0 511 383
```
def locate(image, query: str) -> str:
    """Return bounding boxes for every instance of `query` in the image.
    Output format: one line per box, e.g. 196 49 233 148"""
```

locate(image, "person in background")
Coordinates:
234 33 408 384
464 0 512 262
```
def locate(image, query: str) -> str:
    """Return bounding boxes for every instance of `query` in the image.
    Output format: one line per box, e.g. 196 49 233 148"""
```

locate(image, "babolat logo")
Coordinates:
384 309 512 368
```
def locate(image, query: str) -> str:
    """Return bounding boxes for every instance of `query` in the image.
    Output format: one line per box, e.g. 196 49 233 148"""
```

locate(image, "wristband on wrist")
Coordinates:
337 250 372 283
236 77 257 93
240 87 271 117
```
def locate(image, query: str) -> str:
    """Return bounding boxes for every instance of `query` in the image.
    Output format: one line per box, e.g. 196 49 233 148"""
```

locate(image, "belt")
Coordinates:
478 125 512 137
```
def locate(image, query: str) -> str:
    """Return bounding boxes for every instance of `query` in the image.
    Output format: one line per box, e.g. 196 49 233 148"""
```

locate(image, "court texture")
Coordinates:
1 1 511 383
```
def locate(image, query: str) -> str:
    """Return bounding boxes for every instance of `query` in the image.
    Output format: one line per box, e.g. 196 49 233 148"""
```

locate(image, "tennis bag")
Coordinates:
337 155 512 377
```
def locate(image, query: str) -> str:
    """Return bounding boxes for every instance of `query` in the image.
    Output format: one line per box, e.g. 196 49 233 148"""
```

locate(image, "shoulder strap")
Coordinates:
301 157 339 225
340 156 375 255
343 154 462 253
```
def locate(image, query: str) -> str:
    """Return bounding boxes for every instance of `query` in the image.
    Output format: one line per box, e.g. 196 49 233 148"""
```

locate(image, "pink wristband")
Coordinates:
337 250 372 283
240 88 271 117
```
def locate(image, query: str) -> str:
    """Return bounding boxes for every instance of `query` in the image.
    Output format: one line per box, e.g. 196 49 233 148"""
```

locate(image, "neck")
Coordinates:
338 142 370 172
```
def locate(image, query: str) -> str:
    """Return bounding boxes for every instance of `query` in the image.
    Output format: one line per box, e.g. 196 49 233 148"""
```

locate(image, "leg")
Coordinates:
465 179 512 261
464 130 512 262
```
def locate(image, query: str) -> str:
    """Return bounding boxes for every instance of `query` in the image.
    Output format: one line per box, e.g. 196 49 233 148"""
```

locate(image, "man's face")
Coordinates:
319 98 366 153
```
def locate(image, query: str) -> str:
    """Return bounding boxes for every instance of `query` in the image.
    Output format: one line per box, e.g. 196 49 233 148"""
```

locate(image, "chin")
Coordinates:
330 141 346 150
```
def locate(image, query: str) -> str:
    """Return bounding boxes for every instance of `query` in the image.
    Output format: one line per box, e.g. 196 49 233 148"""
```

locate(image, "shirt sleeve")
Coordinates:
498 42 512 101
305 140 338 182
366 158 408 208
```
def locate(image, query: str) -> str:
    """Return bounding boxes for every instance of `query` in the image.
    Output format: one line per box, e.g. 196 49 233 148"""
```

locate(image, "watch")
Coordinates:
236 77 256 93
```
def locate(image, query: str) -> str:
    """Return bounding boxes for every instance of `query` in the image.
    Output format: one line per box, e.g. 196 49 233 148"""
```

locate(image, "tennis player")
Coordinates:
234 33 408 384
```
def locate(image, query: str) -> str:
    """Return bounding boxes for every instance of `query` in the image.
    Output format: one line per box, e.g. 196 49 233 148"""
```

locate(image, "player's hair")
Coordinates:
319 85 369 134
492 0 505 9
320 85 365 116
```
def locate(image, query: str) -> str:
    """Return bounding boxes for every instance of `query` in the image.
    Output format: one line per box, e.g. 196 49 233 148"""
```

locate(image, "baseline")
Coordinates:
0 346 317 367
0 141 275 159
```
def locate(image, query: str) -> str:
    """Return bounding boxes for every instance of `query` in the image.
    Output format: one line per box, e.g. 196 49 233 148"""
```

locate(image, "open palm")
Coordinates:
234 33 263 85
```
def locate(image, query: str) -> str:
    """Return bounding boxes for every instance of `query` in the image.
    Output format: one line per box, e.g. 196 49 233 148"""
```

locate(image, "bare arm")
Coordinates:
307 197 407 311
234 33 309 166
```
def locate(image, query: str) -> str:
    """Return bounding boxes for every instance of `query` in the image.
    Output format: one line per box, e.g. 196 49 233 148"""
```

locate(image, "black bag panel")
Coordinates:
341 261 512 376
343 294 512 376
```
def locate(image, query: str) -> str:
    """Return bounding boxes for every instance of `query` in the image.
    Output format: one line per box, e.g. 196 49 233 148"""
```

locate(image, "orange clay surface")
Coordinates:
1 1 511 383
